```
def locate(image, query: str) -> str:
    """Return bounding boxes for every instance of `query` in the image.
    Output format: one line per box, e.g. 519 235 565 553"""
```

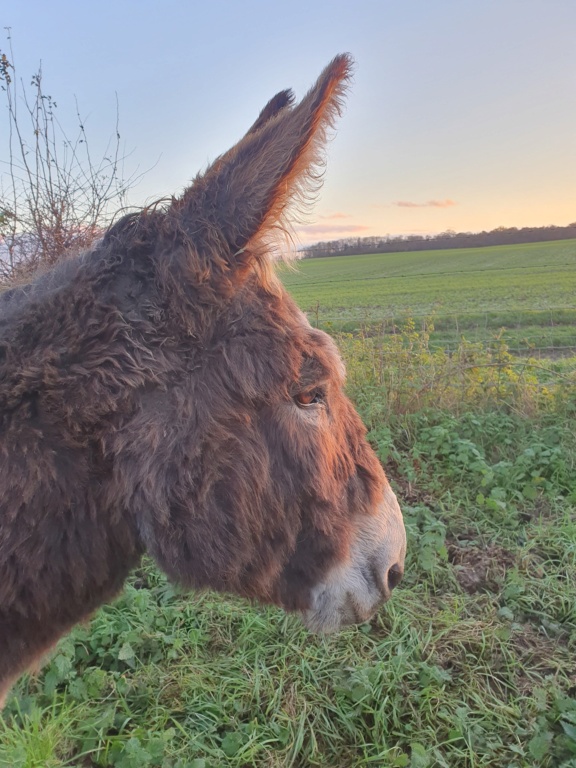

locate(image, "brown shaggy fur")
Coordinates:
0 55 401 704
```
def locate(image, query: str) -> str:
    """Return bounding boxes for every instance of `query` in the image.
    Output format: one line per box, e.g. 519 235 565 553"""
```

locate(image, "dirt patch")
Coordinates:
386 468 437 508
448 539 516 594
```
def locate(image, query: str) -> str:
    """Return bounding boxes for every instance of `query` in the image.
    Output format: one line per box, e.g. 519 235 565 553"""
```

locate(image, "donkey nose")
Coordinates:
387 563 403 592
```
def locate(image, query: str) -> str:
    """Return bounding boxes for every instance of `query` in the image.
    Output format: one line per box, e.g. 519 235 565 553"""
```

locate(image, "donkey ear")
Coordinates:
173 54 353 264
246 88 295 135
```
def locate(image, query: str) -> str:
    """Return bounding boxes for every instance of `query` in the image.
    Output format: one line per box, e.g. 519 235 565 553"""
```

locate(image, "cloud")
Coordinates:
295 223 370 238
318 212 351 220
394 199 457 209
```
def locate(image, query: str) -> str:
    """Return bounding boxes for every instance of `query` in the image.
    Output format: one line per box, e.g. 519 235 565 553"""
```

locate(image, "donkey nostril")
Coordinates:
387 563 403 591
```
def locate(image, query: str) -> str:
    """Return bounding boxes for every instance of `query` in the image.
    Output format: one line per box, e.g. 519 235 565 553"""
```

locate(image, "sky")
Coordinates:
2 0 575 245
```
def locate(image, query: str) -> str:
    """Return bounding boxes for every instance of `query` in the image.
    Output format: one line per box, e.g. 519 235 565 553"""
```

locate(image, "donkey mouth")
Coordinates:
298 555 404 633
299 598 384 634
299 581 391 634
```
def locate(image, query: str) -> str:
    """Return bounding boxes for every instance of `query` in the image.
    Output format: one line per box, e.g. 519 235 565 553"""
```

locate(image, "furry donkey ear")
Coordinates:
172 54 353 266
246 89 295 134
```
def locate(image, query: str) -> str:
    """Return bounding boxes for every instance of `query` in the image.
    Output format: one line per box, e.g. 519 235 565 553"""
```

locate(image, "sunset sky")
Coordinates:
2 0 575 245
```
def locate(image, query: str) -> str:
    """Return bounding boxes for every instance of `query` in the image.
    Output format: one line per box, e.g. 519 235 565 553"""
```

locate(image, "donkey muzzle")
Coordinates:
300 485 406 633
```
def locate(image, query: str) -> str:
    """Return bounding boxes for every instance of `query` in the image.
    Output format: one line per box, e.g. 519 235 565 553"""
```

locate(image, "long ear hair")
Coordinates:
171 55 353 276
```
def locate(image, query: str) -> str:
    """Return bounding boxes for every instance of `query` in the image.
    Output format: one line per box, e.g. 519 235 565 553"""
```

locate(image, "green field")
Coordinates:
281 239 576 351
2 241 576 767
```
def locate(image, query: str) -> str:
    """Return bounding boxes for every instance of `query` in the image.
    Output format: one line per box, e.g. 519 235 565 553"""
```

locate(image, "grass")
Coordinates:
2 240 576 766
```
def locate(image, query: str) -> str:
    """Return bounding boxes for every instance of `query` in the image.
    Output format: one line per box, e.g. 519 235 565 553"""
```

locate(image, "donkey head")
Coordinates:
105 55 405 632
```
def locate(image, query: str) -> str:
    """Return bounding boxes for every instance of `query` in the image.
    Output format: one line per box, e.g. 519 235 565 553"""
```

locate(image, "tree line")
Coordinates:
300 223 576 259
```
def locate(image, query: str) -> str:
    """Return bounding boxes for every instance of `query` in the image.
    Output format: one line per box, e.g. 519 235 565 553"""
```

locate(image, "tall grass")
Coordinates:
338 319 576 420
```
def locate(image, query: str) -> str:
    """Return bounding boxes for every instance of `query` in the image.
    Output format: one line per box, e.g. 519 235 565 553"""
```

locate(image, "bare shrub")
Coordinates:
0 31 137 283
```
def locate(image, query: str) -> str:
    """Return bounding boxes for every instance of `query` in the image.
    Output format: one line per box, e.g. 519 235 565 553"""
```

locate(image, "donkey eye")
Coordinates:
294 389 324 408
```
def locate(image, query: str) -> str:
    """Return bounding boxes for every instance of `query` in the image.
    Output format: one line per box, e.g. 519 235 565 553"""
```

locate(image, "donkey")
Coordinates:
0 55 406 707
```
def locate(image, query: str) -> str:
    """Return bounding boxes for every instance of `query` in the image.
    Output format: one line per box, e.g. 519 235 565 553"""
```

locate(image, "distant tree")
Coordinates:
301 222 576 259
0 31 139 282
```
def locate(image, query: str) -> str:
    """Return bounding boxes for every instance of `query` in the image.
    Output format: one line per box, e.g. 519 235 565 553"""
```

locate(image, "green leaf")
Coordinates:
118 642 135 661
410 742 430 768
522 484 537 500
561 720 576 743
272 724 291 747
221 731 245 757
352 682 371 701
54 654 73 678
418 547 437 572
528 731 551 760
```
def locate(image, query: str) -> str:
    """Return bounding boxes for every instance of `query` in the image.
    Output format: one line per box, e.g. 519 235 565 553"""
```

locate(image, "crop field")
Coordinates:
281 239 576 353
2 241 576 767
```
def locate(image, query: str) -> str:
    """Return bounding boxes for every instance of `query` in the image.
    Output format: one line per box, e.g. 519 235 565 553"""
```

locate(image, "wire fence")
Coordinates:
310 305 576 360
